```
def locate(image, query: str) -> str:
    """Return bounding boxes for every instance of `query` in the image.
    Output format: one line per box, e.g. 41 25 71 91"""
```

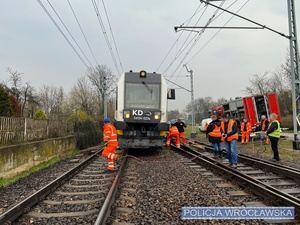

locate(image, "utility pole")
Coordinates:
287 0 300 148
103 73 107 119
184 64 197 138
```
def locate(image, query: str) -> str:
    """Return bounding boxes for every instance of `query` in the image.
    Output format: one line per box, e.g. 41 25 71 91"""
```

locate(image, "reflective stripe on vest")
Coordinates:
208 124 222 137
221 119 238 141
268 120 280 138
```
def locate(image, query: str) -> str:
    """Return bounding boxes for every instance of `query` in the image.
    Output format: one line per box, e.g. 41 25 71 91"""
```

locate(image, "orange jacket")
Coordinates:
103 123 118 147
241 122 251 133
208 124 222 138
221 119 238 142
168 126 179 137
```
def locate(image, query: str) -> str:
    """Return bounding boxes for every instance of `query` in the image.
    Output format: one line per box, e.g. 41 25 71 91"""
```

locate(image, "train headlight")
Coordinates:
123 110 130 119
140 70 147 78
154 112 161 120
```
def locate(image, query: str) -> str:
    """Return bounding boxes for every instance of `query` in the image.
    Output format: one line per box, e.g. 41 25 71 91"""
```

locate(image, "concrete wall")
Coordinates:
0 135 76 178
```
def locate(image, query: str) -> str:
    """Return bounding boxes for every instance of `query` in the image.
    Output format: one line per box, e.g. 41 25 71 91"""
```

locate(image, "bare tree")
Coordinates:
86 65 116 114
67 76 98 115
38 85 65 115
6 67 36 117
185 96 216 122
244 72 271 95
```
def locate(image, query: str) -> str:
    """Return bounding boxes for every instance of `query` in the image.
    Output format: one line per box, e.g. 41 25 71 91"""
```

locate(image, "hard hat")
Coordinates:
103 118 110 123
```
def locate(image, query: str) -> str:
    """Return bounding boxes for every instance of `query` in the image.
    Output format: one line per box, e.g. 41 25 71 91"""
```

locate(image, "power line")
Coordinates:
156 2 205 72
37 0 89 68
91 0 121 76
67 0 99 66
162 4 209 75
46 0 94 68
167 0 227 81
102 0 124 73
187 0 250 63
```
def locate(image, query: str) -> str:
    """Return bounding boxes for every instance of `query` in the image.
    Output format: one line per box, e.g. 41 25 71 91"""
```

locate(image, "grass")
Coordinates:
0 148 80 188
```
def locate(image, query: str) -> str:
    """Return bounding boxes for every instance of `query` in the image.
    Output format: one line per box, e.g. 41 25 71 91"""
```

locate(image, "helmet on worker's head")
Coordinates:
103 118 110 124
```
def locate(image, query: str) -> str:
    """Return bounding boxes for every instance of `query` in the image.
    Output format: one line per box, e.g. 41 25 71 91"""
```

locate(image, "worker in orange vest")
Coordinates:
206 115 223 158
241 118 252 144
220 114 238 169
166 123 180 148
260 115 269 144
102 118 118 171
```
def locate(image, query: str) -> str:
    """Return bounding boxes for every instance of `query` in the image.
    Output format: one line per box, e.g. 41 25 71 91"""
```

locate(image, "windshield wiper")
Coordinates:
142 81 153 94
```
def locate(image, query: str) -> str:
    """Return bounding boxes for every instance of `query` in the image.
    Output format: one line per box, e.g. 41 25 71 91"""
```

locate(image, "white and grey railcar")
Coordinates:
115 70 170 148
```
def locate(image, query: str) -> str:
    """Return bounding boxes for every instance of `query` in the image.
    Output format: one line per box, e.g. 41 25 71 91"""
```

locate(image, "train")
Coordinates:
210 93 281 131
114 70 173 149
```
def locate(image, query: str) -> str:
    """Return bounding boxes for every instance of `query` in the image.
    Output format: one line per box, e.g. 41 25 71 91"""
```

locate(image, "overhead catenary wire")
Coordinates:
167 0 227 82
156 2 205 72
46 0 94 68
91 0 121 76
187 0 250 64
67 0 99 66
162 4 209 76
102 0 124 73
37 0 90 69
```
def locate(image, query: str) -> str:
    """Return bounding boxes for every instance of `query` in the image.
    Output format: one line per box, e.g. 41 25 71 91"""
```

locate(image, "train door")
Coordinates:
267 93 281 122
243 97 257 127
253 94 271 121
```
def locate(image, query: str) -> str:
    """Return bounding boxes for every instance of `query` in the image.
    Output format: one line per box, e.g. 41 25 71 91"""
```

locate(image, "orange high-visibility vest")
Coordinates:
241 122 251 132
208 124 222 137
103 123 118 147
261 119 268 131
221 119 238 142
168 126 179 136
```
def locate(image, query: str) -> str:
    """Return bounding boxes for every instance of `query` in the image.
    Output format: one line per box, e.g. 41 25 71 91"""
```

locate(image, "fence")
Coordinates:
0 117 74 145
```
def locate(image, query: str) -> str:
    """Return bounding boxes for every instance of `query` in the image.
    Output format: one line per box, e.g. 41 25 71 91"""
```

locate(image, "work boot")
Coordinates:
218 151 222 159
213 151 218 158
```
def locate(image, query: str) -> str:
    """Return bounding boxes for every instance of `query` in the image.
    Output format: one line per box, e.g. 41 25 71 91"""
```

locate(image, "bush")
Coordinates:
74 119 102 150
0 85 13 117
34 109 48 119
280 114 294 130
67 111 87 122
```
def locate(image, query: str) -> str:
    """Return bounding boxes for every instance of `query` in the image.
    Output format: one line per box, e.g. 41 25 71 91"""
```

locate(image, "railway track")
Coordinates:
175 141 300 223
0 149 127 225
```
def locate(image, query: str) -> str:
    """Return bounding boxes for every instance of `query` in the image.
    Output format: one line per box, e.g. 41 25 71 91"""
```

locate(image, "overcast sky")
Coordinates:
0 0 299 112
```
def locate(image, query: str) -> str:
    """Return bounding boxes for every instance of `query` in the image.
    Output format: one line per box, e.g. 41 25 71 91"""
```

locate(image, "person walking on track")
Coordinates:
102 118 118 171
207 115 223 158
220 114 238 169
174 118 187 144
166 123 181 148
266 113 281 162
241 118 252 144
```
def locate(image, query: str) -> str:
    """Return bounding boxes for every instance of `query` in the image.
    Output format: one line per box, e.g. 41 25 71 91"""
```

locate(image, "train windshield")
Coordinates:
125 82 160 109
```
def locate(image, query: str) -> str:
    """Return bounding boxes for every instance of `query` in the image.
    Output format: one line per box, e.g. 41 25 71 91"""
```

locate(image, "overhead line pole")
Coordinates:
184 64 197 137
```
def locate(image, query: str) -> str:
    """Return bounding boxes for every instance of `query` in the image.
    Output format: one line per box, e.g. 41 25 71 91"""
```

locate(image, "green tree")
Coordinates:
34 109 48 119
67 111 87 122
0 85 13 117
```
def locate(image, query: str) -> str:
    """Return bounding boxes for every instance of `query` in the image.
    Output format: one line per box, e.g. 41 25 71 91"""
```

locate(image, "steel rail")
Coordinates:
0 149 102 225
195 140 300 182
173 145 300 214
94 154 128 225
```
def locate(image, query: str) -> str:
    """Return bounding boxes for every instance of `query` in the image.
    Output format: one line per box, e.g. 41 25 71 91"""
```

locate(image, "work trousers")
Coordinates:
269 137 279 160
212 142 222 152
102 145 117 170
241 131 250 143
166 134 180 148
225 139 238 165
180 132 186 144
